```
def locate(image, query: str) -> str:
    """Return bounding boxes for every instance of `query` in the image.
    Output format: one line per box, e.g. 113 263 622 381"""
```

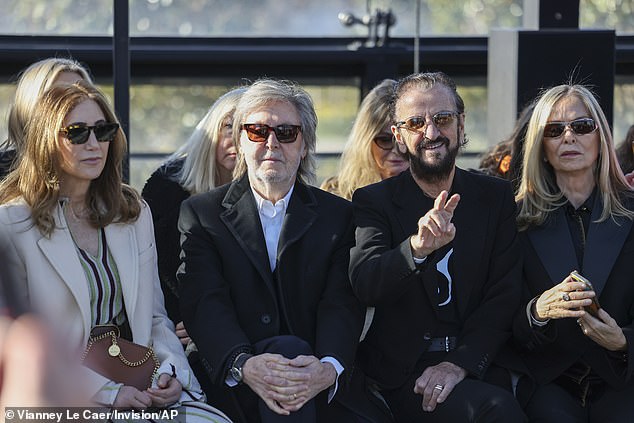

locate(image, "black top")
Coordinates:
141 158 190 323
0 149 17 181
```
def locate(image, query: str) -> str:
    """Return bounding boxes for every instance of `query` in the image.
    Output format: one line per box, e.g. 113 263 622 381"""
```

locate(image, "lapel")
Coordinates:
277 181 317 261
450 169 489 318
104 221 138 326
527 207 578 286
582 195 632 296
220 175 275 290
37 203 92 336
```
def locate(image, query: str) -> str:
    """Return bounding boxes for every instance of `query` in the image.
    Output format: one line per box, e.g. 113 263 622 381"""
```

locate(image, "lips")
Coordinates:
418 137 449 151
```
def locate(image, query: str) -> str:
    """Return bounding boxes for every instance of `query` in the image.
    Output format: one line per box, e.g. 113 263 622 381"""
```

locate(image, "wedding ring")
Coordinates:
562 293 571 302
433 384 444 391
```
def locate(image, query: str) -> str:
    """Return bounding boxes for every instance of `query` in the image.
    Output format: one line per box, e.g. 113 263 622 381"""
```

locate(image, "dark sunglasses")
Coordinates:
543 118 597 138
373 134 396 151
242 123 302 144
396 111 459 133
60 122 119 145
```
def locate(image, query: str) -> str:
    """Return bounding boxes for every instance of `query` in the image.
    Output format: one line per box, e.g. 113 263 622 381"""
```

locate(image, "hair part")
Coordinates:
232 79 317 185
0 81 140 237
335 79 396 200
2 57 93 153
167 87 245 195
390 71 465 123
516 84 633 230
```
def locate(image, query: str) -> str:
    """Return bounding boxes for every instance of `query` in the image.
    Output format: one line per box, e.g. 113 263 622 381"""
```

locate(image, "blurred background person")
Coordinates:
615 124 634 175
513 84 634 422
321 79 408 200
0 81 231 421
478 101 535 193
0 57 93 179
142 87 245 337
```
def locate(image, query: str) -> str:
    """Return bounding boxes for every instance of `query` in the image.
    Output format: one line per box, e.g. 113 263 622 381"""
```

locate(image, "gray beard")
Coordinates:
408 138 460 184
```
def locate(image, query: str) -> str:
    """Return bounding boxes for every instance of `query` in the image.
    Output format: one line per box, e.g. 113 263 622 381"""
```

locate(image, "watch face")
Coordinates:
231 366 243 382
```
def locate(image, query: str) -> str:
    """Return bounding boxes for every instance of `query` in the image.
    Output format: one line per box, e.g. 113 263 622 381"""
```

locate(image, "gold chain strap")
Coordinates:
83 329 157 368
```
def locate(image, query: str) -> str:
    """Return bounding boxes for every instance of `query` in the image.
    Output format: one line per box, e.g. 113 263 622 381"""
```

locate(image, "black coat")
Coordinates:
513 194 634 392
350 168 522 389
141 159 190 323
177 175 364 386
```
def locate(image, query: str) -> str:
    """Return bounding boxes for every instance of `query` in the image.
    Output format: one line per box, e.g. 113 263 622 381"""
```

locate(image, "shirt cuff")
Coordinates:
92 381 123 406
413 255 427 265
527 296 550 327
320 356 343 403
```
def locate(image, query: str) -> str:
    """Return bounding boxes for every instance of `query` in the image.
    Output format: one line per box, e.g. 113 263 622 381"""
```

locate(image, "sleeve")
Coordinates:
444 183 522 377
314 208 364 380
177 198 253 386
349 187 435 307
136 203 204 399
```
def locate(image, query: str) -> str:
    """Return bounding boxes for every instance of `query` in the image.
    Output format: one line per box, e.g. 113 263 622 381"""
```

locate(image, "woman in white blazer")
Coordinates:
0 81 230 422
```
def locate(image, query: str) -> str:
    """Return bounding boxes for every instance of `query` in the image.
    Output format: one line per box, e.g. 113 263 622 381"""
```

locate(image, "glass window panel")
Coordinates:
580 0 634 34
613 77 634 148
1 0 113 35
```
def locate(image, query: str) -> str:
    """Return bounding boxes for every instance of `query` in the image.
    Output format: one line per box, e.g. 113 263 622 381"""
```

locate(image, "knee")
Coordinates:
259 335 313 358
480 391 525 422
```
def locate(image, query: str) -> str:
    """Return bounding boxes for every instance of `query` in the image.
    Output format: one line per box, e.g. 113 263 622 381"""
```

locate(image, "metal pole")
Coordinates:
113 0 130 183
414 0 420 73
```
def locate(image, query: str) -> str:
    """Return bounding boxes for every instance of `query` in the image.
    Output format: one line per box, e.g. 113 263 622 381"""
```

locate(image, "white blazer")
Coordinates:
0 198 202 401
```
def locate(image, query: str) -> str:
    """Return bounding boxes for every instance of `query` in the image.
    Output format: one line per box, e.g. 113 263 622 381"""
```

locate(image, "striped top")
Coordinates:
74 228 126 327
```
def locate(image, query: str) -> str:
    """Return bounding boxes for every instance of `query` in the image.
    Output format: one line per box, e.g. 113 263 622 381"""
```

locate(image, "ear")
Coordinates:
391 126 408 155
458 113 466 141
301 141 308 159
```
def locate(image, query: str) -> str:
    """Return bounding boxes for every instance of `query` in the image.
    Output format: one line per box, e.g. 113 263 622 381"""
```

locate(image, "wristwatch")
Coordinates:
230 352 252 383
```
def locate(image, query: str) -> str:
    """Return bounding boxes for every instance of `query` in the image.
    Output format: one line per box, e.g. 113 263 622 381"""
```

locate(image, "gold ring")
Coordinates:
433 384 444 391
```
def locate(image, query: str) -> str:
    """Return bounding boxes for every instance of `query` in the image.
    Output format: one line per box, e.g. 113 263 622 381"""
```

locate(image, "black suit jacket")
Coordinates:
178 175 364 386
349 168 522 389
513 194 634 391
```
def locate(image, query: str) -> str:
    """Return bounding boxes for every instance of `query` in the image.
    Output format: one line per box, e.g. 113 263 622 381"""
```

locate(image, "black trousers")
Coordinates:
525 380 634 423
380 353 526 423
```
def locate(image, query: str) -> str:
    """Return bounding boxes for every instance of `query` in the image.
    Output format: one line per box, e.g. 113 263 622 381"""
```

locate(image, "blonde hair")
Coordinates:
332 79 396 200
0 81 140 237
166 87 245 195
2 57 93 153
232 79 317 185
516 84 633 230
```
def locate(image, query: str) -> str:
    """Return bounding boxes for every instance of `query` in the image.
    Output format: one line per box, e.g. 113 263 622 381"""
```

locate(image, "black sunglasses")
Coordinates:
242 123 302 144
396 111 459 134
60 122 119 145
373 134 396 151
543 118 597 138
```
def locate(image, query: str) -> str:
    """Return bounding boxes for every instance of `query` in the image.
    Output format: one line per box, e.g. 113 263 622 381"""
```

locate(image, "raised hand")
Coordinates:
410 190 460 259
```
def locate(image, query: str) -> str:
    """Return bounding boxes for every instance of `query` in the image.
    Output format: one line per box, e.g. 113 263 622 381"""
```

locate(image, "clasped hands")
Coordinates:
242 353 337 415
534 275 627 351
410 190 461 259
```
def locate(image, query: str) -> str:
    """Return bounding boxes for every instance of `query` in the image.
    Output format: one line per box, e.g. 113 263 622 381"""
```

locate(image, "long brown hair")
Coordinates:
0 81 140 237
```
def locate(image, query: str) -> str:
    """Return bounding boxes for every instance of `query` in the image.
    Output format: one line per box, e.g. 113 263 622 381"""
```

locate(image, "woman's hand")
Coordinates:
577 309 628 351
113 385 152 409
146 373 182 408
533 275 596 320
175 321 190 345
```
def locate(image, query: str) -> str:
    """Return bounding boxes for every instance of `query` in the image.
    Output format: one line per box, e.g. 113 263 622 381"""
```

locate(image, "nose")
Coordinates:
264 131 280 149
424 118 441 140
85 130 100 148
562 124 576 143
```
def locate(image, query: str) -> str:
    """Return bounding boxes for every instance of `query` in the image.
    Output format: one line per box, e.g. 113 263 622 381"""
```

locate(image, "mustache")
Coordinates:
416 136 450 152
